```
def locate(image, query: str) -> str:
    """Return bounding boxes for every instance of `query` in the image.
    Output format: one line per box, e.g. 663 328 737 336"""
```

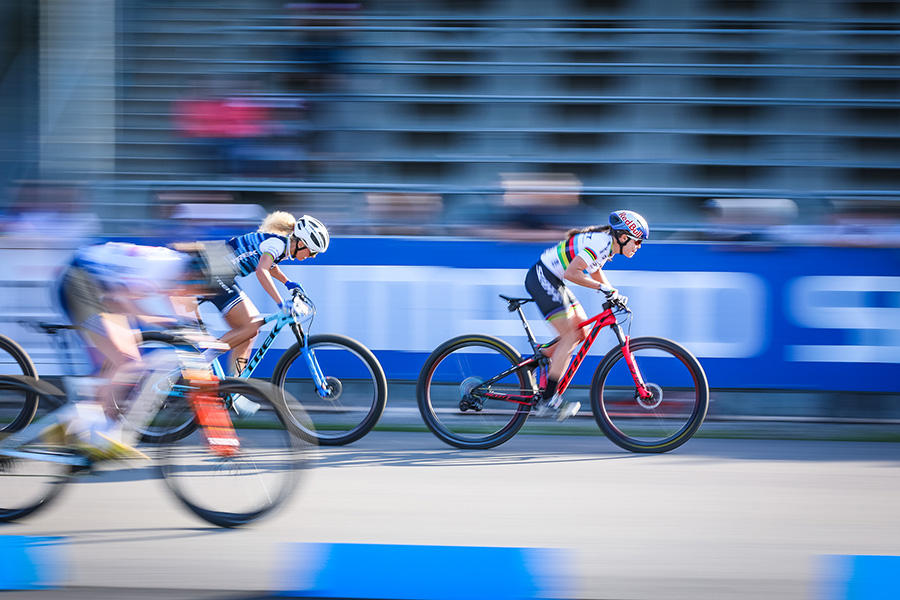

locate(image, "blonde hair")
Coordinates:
258 211 296 236
564 224 610 241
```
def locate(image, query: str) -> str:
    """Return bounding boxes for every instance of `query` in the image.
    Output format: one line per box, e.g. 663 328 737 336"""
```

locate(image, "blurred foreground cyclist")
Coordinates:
56 241 232 460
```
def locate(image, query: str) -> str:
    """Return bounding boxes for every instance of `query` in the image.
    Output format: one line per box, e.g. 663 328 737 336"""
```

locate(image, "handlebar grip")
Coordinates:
603 299 631 313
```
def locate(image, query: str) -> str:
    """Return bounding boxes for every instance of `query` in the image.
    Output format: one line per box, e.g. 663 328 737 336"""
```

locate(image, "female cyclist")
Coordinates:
524 209 649 421
206 211 330 416
57 241 227 459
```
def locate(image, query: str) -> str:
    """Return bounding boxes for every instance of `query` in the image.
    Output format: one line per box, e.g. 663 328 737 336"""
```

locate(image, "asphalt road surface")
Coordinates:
2 431 899 600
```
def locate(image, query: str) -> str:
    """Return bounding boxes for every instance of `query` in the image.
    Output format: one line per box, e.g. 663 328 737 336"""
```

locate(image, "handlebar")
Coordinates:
290 288 315 317
601 297 631 314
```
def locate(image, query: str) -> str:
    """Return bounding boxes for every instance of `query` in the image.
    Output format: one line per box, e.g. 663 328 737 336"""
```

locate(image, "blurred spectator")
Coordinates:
487 173 583 241
173 77 308 177
283 3 361 173
172 76 231 173
284 2 361 94
164 197 267 241
0 182 100 242
365 192 444 235
702 197 799 242
765 200 900 248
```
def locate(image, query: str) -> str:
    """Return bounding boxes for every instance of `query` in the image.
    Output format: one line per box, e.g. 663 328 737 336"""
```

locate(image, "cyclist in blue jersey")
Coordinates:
524 209 649 421
205 212 329 415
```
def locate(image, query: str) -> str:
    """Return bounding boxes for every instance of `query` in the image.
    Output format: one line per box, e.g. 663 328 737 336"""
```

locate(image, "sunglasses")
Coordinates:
293 243 317 258
625 235 643 247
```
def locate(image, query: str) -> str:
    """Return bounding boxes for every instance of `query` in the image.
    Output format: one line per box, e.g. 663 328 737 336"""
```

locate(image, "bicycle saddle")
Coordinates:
498 294 534 312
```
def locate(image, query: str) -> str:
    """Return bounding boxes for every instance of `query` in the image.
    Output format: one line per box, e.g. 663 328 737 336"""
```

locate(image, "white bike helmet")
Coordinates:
609 210 650 240
293 215 330 254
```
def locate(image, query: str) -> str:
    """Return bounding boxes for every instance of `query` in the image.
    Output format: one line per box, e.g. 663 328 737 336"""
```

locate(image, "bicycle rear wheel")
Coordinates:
0 334 39 433
417 335 533 450
156 378 314 528
272 334 387 446
0 379 75 522
590 336 709 453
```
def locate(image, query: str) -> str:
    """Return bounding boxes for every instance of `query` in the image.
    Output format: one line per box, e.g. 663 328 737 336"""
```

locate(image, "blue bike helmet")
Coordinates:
609 210 650 240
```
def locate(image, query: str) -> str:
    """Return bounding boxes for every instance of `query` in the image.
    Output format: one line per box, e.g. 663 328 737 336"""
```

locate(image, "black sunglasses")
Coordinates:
293 242 317 258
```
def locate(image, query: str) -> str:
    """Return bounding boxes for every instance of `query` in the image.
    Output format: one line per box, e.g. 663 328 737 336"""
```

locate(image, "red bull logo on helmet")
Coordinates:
616 211 645 238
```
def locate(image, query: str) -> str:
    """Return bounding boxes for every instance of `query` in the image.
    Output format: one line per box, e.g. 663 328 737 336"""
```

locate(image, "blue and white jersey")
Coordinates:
72 242 188 295
225 232 290 278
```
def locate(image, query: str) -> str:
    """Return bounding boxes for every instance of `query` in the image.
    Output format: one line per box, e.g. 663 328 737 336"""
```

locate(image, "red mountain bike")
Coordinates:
417 294 709 453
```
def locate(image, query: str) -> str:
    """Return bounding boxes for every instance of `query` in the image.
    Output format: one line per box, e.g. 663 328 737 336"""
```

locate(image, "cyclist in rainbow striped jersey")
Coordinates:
524 210 649 421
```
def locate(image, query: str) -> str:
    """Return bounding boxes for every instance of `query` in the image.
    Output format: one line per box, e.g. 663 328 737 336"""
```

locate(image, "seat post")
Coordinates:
515 305 541 350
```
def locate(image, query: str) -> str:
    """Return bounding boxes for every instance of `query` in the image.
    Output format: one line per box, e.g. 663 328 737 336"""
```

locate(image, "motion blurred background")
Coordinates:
1 0 898 424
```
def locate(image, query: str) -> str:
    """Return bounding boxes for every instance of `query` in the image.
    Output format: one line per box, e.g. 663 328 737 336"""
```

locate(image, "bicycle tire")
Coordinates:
0 377 74 522
112 331 201 444
417 334 533 450
272 334 387 446
590 336 709 454
0 334 40 434
156 378 314 528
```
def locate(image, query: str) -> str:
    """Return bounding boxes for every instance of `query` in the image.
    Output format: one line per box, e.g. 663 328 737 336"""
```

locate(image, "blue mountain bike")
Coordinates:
119 288 388 446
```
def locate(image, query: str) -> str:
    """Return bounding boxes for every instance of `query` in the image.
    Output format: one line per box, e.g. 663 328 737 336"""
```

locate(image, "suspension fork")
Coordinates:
610 323 652 399
291 321 330 397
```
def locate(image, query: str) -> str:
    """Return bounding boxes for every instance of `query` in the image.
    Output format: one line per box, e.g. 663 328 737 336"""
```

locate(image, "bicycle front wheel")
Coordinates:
272 334 387 446
0 334 39 434
156 379 314 528
591 336 709 453
417 335 533 450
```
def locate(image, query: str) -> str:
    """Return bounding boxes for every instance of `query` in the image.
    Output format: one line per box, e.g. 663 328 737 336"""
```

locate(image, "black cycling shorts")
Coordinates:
524 261 581 323
206 276 249 315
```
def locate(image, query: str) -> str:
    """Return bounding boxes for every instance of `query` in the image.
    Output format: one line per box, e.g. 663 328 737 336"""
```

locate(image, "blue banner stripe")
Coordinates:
819 555 900 600
275 542 575 599
0 536 67 590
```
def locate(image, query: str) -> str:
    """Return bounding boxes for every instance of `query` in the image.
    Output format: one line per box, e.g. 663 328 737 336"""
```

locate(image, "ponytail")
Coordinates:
258 211 296 236
563 224 611 241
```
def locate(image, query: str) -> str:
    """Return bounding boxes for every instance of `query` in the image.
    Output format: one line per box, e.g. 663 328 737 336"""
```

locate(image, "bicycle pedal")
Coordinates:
557 401 581 422
532 400 552 418
549 393 564 409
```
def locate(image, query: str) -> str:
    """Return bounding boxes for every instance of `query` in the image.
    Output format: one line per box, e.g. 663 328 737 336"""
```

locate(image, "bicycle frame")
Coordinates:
0 352 192 466
474 299 652 406
208 293 331 398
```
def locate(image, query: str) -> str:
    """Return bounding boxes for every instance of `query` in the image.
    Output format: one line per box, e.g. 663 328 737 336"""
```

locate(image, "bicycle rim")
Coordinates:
0 335 39 434
417 335 532 450
591 337 709 453
273 335 387 446
0 446 74 522
157 379 313 528
0 382 74 522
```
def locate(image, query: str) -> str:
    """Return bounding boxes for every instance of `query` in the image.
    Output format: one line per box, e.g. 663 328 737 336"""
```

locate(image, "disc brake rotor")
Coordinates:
637 383 663 409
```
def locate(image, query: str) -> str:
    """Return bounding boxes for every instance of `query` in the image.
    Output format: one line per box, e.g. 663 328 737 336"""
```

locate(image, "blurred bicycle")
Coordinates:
0 331 314 528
